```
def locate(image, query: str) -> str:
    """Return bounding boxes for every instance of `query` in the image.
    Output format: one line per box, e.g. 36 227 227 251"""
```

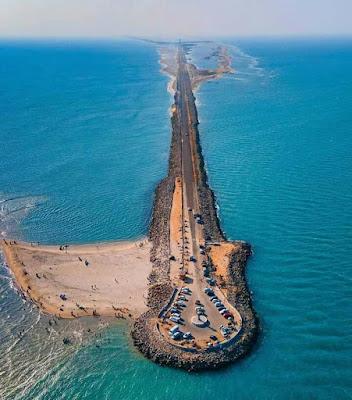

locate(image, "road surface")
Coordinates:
161 45 242 347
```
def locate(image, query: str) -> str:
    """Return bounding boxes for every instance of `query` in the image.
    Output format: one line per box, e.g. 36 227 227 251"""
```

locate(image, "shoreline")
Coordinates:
1 238 151 320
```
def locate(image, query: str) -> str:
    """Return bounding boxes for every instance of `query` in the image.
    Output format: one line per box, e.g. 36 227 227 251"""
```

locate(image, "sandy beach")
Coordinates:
159 46 178 95
1 239 152 319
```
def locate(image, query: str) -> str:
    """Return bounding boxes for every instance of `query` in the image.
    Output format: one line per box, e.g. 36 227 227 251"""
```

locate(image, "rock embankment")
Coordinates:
132 241 257 371
186 89 225 243
132 45 258 371
147 109 181 302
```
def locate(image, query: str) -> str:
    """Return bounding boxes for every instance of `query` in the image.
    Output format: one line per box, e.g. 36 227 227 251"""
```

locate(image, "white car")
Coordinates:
171 312 181 318
170 316 180 323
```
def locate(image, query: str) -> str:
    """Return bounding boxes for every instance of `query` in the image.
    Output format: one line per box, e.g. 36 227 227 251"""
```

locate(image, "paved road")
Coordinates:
172 46 241 344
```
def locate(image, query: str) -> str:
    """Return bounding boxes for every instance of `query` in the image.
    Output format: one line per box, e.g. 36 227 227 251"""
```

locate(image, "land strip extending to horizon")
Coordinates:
1 40 257 371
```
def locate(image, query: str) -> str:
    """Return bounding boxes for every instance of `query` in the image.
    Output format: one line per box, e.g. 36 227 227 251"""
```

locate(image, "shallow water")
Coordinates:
1 38 352 399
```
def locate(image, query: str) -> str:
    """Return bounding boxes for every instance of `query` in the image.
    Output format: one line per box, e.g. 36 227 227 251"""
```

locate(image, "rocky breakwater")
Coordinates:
132 101 181 336
132 242 257 371
132 44 258 371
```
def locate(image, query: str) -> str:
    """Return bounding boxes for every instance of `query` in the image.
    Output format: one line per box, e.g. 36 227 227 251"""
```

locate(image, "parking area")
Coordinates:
159 279 242 349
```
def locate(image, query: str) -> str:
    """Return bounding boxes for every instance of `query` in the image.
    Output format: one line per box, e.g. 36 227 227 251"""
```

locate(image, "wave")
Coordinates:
225 44 265 76
183 41 270 85
0 254 107 400
0 193 46 239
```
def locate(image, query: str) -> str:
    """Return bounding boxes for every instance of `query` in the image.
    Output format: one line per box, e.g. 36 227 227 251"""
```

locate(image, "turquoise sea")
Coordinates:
1 38 352 399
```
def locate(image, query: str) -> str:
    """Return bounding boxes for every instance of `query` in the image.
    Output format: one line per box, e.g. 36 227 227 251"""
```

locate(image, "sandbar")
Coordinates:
1 239 152 319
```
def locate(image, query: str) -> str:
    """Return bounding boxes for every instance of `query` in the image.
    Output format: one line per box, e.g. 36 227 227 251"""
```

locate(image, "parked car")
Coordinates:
183 332 192 340
169 325 179 335
220 327 231 337
206 278 216 286
170 316 180 323
172 331 183 340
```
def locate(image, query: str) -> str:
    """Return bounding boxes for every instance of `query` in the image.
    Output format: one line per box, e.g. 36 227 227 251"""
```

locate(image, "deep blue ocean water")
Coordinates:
0 40 171 243
1 38 352 399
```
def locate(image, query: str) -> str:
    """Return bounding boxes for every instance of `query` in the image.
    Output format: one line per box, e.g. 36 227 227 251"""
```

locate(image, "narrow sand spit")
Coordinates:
1 239 151 319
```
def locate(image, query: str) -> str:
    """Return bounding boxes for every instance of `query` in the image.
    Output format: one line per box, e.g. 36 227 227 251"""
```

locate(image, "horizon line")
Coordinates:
0 33 352 42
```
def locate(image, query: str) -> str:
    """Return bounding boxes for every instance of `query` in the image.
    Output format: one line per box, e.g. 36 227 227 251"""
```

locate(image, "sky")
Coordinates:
0 0 351 39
